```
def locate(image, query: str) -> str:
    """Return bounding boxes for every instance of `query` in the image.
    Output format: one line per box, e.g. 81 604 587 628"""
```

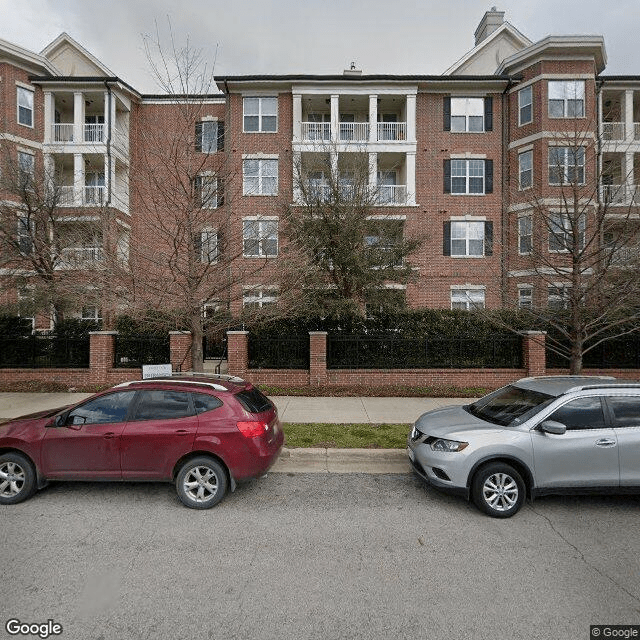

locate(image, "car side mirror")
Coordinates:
65 414 86 430
50 413 67 428
540 420 567 435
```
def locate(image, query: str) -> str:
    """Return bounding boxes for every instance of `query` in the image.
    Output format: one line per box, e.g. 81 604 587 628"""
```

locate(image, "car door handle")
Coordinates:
175 430 189 435
596 438 616 447
104 432 116 439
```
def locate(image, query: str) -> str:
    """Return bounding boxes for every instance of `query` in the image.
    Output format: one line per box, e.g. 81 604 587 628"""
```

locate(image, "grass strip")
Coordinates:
283 422 410 449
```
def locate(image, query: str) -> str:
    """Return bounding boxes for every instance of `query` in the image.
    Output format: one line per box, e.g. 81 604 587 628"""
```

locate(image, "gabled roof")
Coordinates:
0 36 60 76
41 32 115 77
443 21 532 76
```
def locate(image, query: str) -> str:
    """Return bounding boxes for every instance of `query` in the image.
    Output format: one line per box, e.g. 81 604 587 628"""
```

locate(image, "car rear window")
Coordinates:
192 392 223 414
466 385 554 426
235 388 273 413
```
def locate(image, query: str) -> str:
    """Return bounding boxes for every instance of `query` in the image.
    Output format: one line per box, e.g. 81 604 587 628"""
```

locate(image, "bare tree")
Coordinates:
500 109 640 373
280 147 423 317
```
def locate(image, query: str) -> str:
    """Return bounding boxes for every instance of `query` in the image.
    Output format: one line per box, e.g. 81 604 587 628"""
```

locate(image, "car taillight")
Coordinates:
236 421 268 438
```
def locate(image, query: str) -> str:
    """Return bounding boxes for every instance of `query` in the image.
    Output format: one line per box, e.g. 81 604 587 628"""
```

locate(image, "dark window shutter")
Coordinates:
484 221 493 256
217 178 225 207
484 97 493 132
443 221 451 256
485 160 493 193
192 232 202 259
217 121 225 151
195 122 203 152
443 159 451 194
443 97 451 131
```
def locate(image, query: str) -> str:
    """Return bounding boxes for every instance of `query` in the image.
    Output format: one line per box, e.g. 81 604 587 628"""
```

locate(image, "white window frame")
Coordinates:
450 97 484 133
451 159 485 195
518 215 532 255
518 85 533 126
18 215 34 256
547 284 570 310
199 121 219 153
242 287 278 309
243 158 278 196
243 96 278 133
450 221 485 257
450 287 485 310
518 149 532 190
199 227 219 264
17 286 35 331
242 218 279 258
81 306 102 322
548 146 585 186
548 80 585 119
518 285 533 309
195 175 220 208
18 151 35 190
17 86 34 128
548 212 585 253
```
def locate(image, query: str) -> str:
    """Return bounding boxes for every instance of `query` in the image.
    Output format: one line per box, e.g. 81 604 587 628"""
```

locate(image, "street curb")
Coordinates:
270 447 411 474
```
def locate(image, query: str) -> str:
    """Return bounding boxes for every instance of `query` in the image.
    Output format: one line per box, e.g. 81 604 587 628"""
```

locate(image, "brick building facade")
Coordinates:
1 9 638 328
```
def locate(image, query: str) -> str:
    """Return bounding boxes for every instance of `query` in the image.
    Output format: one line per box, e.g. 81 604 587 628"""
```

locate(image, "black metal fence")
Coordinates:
114 336 170 368
248 335 310 369
0 336 90 368
203 334 227 360
327 334 523 369
547 337 640 369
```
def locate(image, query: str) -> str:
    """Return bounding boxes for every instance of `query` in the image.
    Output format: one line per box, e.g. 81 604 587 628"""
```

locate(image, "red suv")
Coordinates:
0 374 284 509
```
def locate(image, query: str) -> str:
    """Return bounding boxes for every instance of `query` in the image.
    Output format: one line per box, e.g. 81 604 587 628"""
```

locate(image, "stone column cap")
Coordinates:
227 330 249 335
89 331 118 336
169 331 192 335
308 331 328 335
520 331 547 336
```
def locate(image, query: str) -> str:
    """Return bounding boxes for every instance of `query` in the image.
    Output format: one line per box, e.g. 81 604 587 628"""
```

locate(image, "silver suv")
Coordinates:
407 376 640 517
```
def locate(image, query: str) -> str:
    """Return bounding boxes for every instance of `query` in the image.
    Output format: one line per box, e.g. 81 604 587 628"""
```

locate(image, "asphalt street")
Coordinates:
2 474 639 640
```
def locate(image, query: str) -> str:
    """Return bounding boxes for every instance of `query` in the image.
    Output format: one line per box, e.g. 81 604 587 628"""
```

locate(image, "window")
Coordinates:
443 221 493 257
365 289 407 317
131 390 194 421
446 159 491 195
518 215 532 254
195 175 222 208
518 286 533 309
606 397 640 427
243 158 278 195
547 284 570 309
451 289 485 310
243 219 278 257
235 388 273 413
548 80 585 118
243 97 277 132
81 306 101 322
548 147 585 185
518 86 532 125
18 215 33 255
449 98 487 132
242 287 278 309
194 228 218 263
548 213 585 252
17 87 34 127
18 151 34 190
66 391 136 425
195 120 224 153
364 221 404 267
377 170 398 204
519 150 532 189
193 393 223 414
546 397 606 430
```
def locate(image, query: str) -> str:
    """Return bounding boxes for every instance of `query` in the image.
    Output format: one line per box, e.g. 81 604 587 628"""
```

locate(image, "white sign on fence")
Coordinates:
142 364 173 379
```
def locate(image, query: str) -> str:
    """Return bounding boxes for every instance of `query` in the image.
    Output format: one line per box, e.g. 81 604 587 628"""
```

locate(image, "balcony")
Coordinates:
377 185 407 205
608 245 640 266
602 122 625 141
339 122 369 142
84 124 104 143
50 123 105 144
600 184 639 206
57 247 104 270
377 122 407 141
53 123 74 142
301 122 331 142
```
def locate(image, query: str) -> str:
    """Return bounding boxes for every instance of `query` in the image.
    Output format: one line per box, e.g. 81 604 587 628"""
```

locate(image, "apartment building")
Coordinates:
1 8 638 327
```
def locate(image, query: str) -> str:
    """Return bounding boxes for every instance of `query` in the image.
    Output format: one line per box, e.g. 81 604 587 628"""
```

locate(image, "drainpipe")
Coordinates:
104 81 113 207
501 78 514 306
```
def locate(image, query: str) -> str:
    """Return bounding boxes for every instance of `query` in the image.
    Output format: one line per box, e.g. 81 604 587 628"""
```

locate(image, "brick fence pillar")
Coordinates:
170 331 193 372
522 331 547 377
89 331 117 384
309 331 328 386
227 331 249 378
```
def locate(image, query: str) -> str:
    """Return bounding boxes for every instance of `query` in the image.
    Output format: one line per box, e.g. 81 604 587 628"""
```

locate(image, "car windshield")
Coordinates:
466 385 555 426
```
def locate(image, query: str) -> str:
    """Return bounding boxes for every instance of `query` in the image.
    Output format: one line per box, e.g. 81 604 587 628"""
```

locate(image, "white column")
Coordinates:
292 94 302 142
107 153 116 206
292 150 302 203
73 153 84 206
73 92 85 144
369 94 378 142
406 151 416 205
43 153 54 198
625 90 634 144
330 94 339 144
44 92 53 143
330 149 339 184
368 152 377 192
406 94 417 144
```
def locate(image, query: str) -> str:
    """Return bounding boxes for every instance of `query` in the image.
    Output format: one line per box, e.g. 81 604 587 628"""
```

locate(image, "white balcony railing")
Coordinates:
377 122 407 141
602 122 625 141
52 123 74 142
301 122 331 142
57 186 75 206
339 122 369 142
601 184 627 205
377 185 407 205
84 186 105 205
84 124 104 143
58 247 104 269
608 246 640 266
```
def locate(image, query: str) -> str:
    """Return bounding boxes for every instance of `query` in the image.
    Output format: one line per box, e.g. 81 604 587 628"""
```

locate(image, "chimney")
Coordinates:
474 6 505 46
343 61 362 76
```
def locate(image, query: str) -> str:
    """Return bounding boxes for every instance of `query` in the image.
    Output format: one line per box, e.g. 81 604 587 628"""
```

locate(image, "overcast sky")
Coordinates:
2 0 639 93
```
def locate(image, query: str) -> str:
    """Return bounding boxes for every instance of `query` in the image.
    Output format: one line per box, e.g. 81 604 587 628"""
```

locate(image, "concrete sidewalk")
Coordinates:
0 392 475 474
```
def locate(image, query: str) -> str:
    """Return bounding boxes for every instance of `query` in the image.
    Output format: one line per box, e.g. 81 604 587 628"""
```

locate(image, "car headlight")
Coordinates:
429 438 469 452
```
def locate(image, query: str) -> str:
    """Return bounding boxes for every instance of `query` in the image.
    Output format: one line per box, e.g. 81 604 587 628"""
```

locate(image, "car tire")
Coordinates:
471 462 525 518
176 457 228 509
0 452 37 505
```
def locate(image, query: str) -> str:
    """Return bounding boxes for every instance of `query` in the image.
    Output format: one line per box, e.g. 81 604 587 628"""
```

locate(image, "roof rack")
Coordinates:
114 378 230 392
574 383 640 392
